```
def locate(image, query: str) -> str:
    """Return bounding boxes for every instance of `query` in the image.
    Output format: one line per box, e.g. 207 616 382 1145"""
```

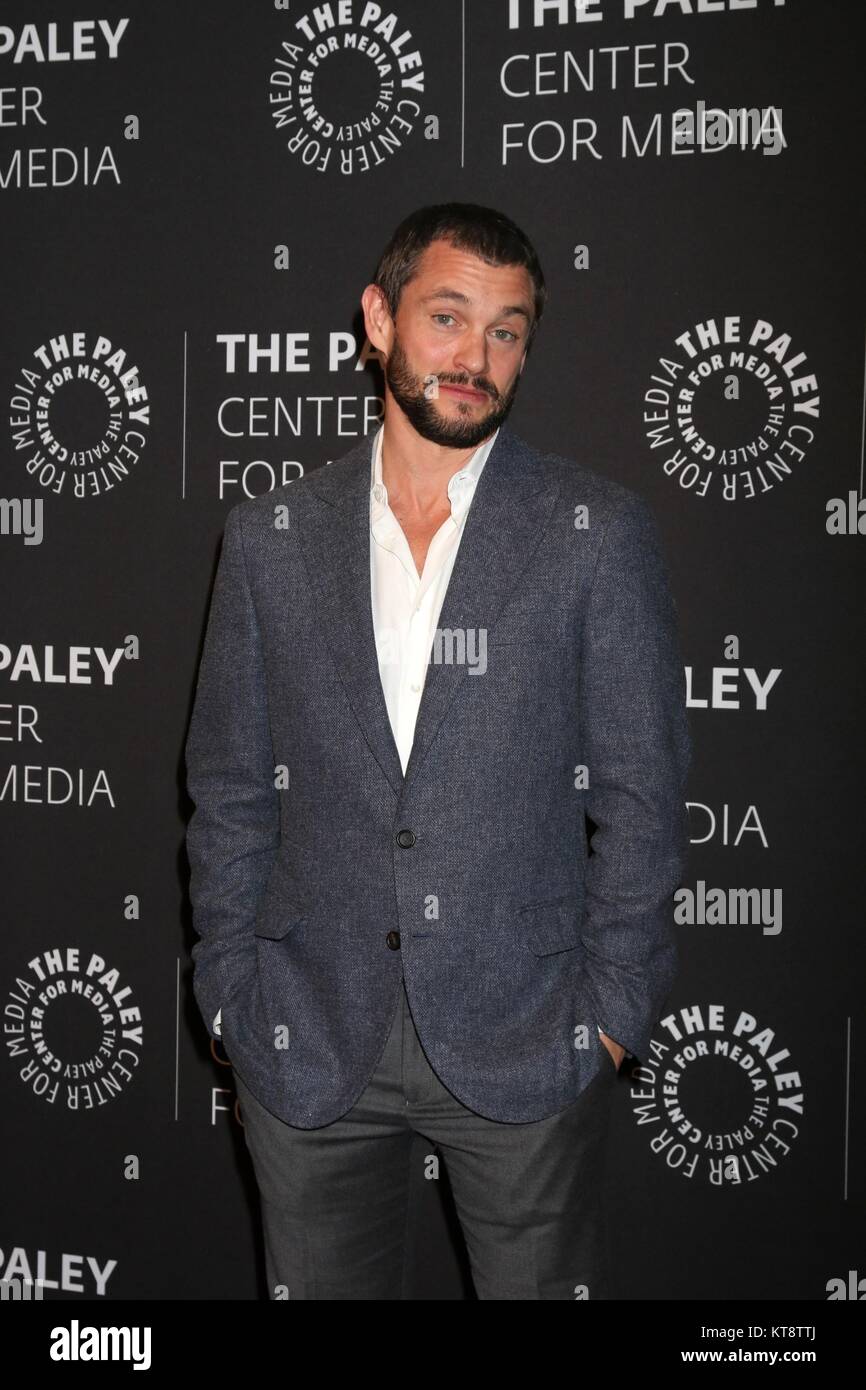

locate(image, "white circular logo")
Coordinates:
268 2 425 175
4 946 143 1109
642 315 819 502
9 332 150 500
629 1004 803 1185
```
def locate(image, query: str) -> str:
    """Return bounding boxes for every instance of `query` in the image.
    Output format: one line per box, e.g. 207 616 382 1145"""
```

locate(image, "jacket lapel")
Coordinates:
298 422 560 799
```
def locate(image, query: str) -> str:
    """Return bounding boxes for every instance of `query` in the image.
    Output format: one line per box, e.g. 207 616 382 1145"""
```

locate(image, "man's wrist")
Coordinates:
598 1025 633 1060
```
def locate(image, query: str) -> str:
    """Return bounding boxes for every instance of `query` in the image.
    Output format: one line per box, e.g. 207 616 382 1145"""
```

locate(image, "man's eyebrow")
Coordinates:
419 287 531 321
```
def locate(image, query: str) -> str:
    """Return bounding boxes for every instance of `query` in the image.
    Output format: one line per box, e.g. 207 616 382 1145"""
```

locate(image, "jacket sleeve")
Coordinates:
184 503 280 1040
578 494 692 1062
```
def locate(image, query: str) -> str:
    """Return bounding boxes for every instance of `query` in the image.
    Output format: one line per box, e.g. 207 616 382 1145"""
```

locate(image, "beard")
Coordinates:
383 332 523 449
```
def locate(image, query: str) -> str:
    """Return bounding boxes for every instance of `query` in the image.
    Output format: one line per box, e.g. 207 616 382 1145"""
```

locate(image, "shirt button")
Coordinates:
386 931 401 950
410 682 420 692
396 829 416 848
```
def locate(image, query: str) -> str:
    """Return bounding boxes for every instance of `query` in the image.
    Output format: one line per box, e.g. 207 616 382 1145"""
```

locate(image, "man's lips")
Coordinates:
439 384 489 402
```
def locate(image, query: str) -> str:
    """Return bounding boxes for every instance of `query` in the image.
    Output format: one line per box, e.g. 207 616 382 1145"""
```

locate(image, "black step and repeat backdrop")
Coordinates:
1 0 863 1304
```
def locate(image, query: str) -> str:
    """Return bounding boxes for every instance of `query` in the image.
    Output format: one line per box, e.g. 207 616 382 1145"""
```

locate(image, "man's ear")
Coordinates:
362 284 392 354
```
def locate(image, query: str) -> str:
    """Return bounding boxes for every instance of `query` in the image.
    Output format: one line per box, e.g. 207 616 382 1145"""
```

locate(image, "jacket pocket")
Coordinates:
515 889 585 955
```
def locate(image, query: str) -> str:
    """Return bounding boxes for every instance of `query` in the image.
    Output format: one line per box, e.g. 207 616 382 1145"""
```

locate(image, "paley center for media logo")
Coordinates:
9 332 150 499
268 1 425 174
4 946 143 1109
629 1003 803 1187
642 315 819 502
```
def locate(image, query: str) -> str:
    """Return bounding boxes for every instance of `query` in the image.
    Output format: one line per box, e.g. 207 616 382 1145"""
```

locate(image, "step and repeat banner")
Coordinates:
1 0 863 1303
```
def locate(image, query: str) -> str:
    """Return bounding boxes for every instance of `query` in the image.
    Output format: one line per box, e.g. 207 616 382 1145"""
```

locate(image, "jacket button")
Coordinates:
386 931 401 950
396 829 416 848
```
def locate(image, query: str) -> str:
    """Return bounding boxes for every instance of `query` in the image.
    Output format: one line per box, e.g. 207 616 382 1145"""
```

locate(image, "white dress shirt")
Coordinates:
369 422 499 774
215 423 607 1052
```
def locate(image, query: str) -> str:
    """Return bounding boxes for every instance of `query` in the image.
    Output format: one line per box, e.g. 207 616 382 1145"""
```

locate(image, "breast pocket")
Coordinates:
513 889 585 955
484 632 570 657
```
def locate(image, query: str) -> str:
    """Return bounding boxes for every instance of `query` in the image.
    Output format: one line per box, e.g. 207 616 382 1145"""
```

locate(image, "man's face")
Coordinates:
369 239 535 449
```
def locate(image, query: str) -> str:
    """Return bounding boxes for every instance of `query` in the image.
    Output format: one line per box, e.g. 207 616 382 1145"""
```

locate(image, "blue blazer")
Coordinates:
184 422 692 1126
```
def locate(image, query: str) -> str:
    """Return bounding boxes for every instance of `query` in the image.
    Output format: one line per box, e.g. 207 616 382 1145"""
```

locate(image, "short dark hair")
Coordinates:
371 202 547 351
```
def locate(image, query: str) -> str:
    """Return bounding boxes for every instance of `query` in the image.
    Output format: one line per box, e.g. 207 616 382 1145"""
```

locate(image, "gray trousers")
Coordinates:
231 975 618 1300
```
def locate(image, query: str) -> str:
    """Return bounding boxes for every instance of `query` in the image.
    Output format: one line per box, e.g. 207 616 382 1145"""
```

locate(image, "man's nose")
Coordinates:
452 331 489 379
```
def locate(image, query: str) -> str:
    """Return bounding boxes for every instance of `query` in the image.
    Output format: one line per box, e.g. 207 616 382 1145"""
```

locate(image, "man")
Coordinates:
184 203 691 1300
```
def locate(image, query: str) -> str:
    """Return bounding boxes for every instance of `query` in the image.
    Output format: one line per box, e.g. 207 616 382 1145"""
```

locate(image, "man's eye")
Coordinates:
432 314 456 326
493 329 518 341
